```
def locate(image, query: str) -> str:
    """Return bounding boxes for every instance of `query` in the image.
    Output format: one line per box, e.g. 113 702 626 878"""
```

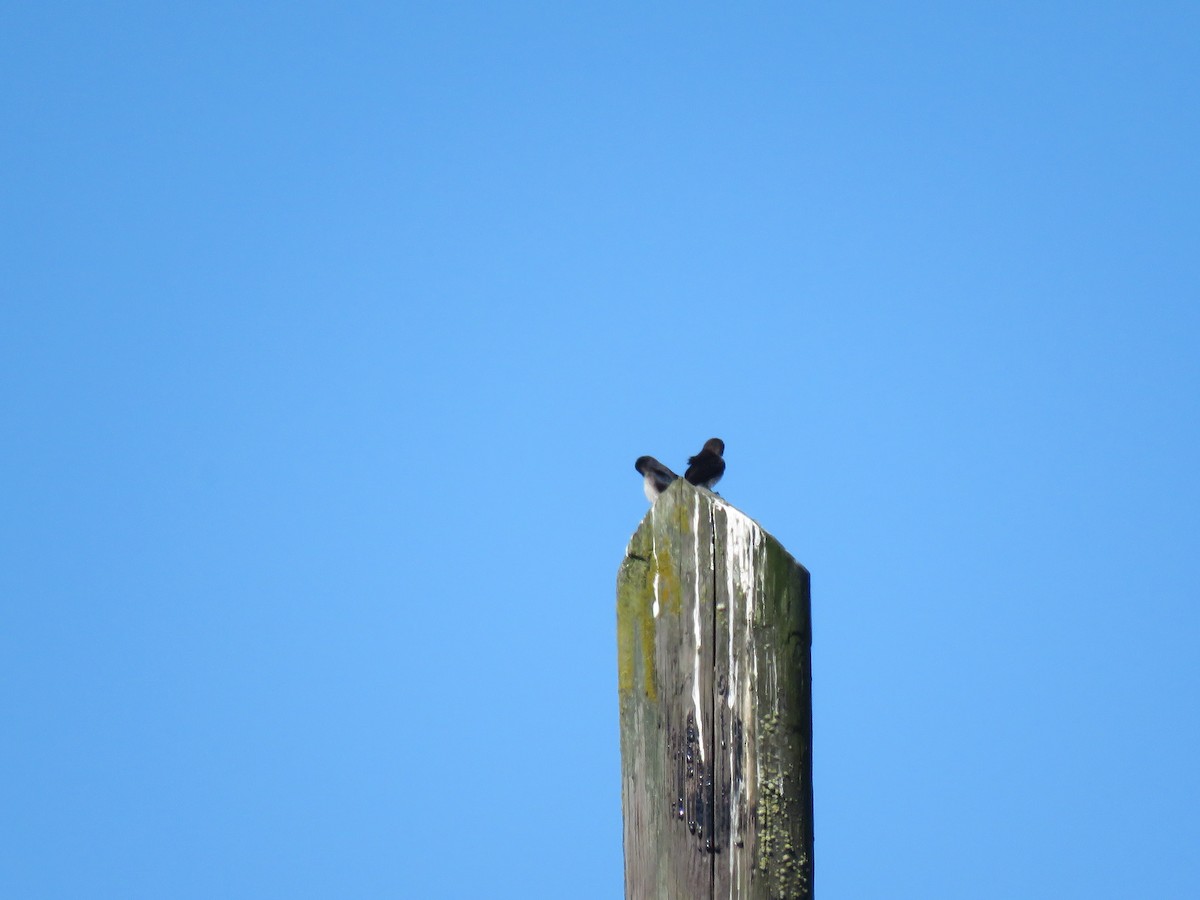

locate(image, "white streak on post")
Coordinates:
721 504 759 897
691 501 705 764
650 503 661 619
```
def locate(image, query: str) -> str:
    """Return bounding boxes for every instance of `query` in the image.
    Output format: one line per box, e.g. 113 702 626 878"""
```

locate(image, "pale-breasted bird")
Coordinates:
684 438 725 490
634 456 679 503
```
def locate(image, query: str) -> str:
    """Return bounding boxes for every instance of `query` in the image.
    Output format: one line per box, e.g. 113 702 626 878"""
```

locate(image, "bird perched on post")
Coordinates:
684 438 725 490
634 456 679 503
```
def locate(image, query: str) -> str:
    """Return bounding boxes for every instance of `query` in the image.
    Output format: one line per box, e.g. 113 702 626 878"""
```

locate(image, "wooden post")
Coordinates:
617 478 813 899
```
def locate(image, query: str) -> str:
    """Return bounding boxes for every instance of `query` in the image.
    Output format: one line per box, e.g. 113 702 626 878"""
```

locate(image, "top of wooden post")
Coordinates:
617 478 813 899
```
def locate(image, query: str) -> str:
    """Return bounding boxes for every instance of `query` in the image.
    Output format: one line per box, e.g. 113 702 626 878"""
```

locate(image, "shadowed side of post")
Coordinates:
617 479 813 900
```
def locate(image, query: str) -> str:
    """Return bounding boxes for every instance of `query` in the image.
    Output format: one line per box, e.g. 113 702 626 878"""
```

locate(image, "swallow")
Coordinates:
684 438 725 490
635 456 679 503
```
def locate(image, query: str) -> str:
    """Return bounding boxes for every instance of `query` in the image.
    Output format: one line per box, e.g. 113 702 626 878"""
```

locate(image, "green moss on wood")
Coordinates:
757 775 810 897
616 539 658 699
651 536 683 617
616 518 661 700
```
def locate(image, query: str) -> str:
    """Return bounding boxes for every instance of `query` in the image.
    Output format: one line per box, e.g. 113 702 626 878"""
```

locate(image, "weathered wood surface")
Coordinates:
617 478 813 900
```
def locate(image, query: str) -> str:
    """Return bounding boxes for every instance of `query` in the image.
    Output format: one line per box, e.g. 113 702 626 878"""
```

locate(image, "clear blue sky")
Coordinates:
3 3 1198 898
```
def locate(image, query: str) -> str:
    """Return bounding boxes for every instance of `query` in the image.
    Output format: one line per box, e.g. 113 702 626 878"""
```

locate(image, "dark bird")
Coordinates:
684 438 725 490
635 456 679 503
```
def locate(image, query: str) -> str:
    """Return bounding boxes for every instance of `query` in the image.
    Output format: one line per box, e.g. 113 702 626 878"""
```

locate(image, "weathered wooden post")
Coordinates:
617 478 813 899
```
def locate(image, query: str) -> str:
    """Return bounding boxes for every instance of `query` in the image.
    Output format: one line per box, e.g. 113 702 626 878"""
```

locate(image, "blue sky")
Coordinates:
3 3 1198 898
